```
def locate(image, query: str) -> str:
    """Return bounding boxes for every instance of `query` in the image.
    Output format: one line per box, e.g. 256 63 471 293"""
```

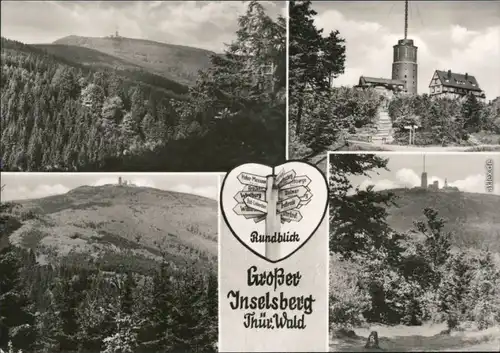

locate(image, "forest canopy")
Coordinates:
0 1 286 172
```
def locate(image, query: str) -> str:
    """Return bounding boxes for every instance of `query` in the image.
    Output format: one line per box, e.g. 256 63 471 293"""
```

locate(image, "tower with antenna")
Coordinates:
392 0 418 95
421 154 428 188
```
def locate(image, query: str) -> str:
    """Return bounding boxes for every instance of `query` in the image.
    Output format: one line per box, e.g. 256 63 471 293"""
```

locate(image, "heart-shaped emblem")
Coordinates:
220 160 329 263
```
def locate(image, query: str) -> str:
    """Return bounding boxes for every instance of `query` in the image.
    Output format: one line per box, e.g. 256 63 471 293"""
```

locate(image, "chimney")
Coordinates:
465 73 468 80
447 70 451 79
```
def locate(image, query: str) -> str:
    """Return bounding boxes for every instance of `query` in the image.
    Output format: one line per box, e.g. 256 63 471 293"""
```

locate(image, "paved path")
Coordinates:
346 140 500 152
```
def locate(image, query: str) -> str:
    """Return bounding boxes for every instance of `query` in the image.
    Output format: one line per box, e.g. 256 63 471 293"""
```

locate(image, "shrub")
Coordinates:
288 128 313 159
329 255 370 329
466 252 500 329
437 252 475 329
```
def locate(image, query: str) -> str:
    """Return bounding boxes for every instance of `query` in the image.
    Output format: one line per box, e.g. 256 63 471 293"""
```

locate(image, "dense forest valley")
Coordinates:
0 1 286 172
0 182 218 353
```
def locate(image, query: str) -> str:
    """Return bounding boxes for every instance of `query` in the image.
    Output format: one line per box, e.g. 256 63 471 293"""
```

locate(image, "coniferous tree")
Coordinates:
461 93 484 133
329 154 396 258
0 246 37 352
289 0 346 136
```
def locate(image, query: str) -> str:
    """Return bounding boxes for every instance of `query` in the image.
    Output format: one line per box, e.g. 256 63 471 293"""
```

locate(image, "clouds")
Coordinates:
92 176 218 199
1 184 70 202
1 1 284 53
358 168 500 195
315 5 500 100
1 174 219 201
92 177 156 189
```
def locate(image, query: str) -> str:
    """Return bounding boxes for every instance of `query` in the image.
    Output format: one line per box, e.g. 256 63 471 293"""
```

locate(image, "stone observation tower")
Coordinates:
392 0 418 95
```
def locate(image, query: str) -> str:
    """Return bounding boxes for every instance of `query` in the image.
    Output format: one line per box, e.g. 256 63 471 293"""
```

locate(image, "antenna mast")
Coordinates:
404 0 409 39
423 154 426 173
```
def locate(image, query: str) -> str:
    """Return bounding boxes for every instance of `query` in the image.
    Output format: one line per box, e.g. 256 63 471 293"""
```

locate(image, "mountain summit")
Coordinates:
382 188 500 251
50 35 215 86
7 185 217 273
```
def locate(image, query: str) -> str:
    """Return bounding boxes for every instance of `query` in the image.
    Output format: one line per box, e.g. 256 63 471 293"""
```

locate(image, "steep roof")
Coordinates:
359 76 406 86
432 70 482 92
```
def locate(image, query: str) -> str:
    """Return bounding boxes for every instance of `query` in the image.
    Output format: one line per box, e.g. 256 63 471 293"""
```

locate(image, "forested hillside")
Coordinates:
383 188 500 252
1 1 286 172
329 154 500 340
52 35 214 87
0 184 218 352
33 43 190 95
10 185 218 269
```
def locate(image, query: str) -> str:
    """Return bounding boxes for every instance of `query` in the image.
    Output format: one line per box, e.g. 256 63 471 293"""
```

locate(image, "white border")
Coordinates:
217 173 222 351
285 0 290 161
326 151 500 156
0 172 222 176
326 152 331 351
325 191 330 351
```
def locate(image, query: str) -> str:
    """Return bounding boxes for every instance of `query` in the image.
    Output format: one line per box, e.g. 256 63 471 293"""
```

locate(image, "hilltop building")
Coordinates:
417 156 459 192
428 70 486 101
421 171 428 189
357 0 417 95
117 177 136 187
107 26 121 39
392 38 418 95
357 77 406 99
356 2 486 101
428 180 439 190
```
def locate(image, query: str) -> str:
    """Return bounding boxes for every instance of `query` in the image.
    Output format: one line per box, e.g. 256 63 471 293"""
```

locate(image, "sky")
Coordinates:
0 173 220 202
0 1 285 53
335 152 500 195
312 1 500 101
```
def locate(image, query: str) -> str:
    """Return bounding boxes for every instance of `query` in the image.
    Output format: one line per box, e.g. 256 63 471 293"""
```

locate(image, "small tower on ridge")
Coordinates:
421 154 428 188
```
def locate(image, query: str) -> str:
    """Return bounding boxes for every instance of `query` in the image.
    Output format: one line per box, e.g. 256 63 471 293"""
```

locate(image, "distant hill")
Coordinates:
1 37 193 172
380 188 500 252
6 185 217 273
33 43 189 95
52 35 215 86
